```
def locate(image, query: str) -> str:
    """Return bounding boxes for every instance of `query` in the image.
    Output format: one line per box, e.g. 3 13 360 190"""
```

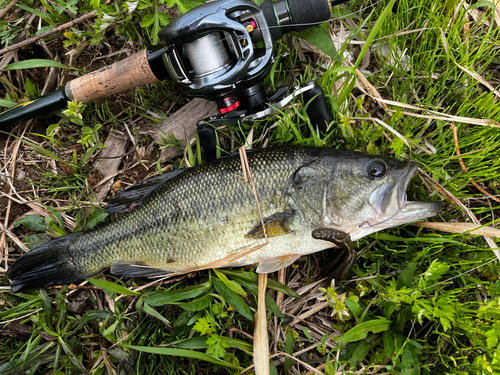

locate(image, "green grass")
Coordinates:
1 0 500 373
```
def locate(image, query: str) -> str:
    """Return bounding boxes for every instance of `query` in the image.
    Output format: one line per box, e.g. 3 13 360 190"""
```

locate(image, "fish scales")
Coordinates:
7 147 442 292
62 148 312 276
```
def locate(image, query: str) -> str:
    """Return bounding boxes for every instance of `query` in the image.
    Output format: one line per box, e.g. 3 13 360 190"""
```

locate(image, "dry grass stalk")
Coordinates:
418 168 500 261
412 221 500 238
367 95 500 128
254 273 269 375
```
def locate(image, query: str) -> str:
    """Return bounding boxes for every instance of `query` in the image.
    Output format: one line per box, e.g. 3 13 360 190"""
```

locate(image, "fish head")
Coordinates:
321 153 441 241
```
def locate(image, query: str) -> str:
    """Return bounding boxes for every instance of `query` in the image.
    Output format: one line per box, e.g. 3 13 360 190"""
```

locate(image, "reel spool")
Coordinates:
183 32 232 78
159 0 276 108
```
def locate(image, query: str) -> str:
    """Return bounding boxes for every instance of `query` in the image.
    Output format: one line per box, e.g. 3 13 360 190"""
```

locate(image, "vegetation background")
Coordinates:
0 0 500 373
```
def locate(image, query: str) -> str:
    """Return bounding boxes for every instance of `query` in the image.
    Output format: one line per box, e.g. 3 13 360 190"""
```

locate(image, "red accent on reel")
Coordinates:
217 96 240 114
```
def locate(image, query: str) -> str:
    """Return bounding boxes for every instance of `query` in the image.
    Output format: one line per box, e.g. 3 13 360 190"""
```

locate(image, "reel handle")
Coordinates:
302 85 333 132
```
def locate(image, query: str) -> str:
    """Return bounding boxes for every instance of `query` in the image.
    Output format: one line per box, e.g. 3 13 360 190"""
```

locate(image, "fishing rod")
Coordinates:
0 0 349 159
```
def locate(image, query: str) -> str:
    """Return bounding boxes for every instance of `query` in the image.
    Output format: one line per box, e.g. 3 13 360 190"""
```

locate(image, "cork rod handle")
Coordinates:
65 49 161 103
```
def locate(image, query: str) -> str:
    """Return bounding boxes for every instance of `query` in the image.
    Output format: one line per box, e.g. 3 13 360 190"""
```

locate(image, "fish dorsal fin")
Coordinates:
256 254 302 273
245 211 295 239
105 169 184 214
110 262 173 277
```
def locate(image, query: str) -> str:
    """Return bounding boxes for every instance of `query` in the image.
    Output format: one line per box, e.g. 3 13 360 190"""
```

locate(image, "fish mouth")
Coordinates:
396 160 419 209
393 200 443 223
369 160 419 214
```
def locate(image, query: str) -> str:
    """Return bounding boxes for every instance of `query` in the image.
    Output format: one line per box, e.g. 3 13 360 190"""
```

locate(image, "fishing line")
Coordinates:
188 0 386 58
407 257 498 296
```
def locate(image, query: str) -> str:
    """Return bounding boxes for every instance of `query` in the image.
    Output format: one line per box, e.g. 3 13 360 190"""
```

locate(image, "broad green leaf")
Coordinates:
302 328 312 342
383 302 397 319
171 336 253 354
87 279 140 296
284 330 294 371
122 345 243 370
214 269 247 297
176 293 214 311
325 352 335 375
349 341 371 369
295 24 340 62
25 78 38 97
422 260 450 281
344 297 362 319
213 279 254 321
397 261 416 289
232 276 284 318
83 209 108 231
143 302 171 326
144 281 211 306
13 215 47 232
0 99 18 108
2 59 75 71
383 330 396 358
21 233 52 249
220 270 300 298
335 318 392 343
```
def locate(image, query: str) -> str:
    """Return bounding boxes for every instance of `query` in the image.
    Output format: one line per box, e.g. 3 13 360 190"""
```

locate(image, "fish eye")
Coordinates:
367 160 387 179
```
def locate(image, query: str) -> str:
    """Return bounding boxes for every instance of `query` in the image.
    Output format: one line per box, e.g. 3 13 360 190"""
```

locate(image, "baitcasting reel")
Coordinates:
0 0 348 159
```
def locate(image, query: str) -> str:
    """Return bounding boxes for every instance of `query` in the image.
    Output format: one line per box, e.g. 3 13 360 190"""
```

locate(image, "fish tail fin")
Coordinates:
7 232 84 293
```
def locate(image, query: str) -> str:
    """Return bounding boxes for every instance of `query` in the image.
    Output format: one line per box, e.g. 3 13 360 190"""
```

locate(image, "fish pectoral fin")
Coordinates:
245 211 295 239
110 262 173 278
312 228 357 281
256 254 302 273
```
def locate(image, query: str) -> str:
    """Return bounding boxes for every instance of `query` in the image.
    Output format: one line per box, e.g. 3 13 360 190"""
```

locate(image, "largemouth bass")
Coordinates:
7 147 441 292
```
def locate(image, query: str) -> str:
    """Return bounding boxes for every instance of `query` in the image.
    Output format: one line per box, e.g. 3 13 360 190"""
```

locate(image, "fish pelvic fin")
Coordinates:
256 254 302 273
7 232 85 293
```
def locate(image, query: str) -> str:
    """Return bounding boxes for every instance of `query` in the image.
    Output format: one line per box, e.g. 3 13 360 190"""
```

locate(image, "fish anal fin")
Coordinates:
110 262 173 278
245 212 295 239
256 254 302 273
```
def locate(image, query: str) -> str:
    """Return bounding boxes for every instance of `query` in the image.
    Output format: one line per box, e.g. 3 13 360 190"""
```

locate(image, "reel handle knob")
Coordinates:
302 84 333 132
261 0 331 40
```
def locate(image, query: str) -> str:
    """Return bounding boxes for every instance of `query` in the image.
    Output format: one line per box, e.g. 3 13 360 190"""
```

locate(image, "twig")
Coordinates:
451 123 500 203
0 10 98 57
0 223 29 253
0 0 19 21
1 136 23 268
